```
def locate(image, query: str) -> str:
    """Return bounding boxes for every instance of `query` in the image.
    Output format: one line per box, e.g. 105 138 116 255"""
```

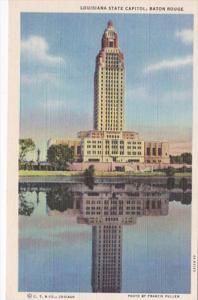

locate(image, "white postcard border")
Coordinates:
7 1 198 300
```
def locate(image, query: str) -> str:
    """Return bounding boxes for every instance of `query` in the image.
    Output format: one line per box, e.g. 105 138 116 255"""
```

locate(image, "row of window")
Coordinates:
99 86 123 91
101 85 123 92
85 206 142 211
86 140 142 145
85 199 143 205
99 100 123 104
100 93 123 97
87 145 102 149
99 71 124 76
105 56 119 61
99 73 122 77
100 110 123 114
85 150 142 156
87 151 102 155
100 122 123 127
146 148 162 156
128 151 142 155
127 146 142 149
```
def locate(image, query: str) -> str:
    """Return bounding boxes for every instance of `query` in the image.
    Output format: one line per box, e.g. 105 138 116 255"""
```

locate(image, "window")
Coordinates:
146 147 150 155
77 146 81 154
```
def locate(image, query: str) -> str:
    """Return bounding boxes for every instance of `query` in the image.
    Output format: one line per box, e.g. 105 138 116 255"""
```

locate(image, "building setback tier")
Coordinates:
47 137 170 164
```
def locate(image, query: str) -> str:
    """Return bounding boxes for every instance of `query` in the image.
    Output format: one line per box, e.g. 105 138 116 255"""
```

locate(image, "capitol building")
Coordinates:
48 21 170 165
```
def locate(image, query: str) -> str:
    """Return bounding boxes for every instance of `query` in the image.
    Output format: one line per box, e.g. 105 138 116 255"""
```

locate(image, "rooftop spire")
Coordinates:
107 20 113 28
101 20 118 49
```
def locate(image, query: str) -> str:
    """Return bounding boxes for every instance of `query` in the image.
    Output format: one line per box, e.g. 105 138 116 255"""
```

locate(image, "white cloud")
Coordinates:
21 35 64 65
144 55 192 74
175 29 193 45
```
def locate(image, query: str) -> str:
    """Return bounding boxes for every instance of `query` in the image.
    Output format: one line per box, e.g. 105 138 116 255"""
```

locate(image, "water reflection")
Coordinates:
47 185 74 212
19 177 192 293
19 191 35 216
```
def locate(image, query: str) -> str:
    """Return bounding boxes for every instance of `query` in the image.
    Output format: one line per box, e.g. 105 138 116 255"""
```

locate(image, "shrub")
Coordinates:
165 167 176 177
167 177 175 190
179 177 188 191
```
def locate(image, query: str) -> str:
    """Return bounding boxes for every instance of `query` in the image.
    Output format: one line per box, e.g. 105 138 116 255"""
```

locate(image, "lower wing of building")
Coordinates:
48 130 170 164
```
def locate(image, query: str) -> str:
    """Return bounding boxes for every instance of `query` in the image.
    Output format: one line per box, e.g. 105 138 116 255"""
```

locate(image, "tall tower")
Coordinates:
91 225 122 293
94 21 125 132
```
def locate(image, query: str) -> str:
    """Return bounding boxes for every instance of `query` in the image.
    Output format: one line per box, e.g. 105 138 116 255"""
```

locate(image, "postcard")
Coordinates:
7 1 198 300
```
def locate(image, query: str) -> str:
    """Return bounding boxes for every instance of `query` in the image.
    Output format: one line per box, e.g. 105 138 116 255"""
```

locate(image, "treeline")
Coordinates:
157 165 192 177
47 144 75 170
19 138 75 170
170 152 192 164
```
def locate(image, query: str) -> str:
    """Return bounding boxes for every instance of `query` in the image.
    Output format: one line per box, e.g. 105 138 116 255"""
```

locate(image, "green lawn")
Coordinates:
19 170 192 177
94 171 166 177
171 172 192 177
19 170 83 176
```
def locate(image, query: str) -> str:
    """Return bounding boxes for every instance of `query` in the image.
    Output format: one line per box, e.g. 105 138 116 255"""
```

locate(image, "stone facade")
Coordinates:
82 137 144 163
144 141 170 164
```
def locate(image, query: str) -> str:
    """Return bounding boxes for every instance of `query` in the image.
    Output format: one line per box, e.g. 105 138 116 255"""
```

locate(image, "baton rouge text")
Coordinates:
80 6 184 12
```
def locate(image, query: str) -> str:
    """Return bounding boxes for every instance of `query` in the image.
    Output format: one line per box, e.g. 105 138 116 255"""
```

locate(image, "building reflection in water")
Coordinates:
19 180 191 293
76 184 168 293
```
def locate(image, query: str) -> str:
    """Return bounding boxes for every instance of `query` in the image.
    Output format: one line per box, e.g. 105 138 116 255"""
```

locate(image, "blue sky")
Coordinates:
20 13 193 159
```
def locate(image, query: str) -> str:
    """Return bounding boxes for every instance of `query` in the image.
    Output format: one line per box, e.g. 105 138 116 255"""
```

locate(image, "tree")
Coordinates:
84 165 95 189
19 192 35 216
179 177 188 191
181 152 192 164
167 177 175 190
19 138 36 162
84 165 95 177
165 167 176 177
181 193 192 205
47 144 74 170
46 185 73 212
170 152 192 164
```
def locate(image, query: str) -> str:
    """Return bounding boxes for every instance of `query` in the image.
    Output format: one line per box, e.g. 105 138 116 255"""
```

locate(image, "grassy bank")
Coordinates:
19 170 83 176
19 170 192 177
